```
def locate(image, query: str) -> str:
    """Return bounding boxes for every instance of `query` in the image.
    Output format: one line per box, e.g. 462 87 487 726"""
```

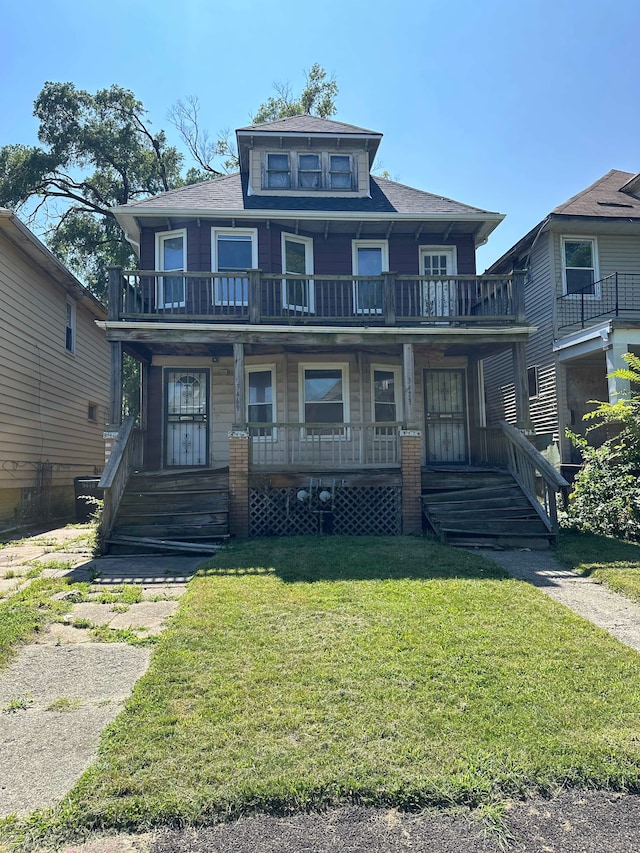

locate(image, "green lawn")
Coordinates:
7 536 640 846
558 529 640 603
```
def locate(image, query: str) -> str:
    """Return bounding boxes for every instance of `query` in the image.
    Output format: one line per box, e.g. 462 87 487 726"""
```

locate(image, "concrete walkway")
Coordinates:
485 548 640 653
0 526 202 817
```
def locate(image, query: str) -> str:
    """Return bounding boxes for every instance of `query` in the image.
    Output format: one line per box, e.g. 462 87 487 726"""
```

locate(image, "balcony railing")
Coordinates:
109 269 523 327
248 422 401 468
557 272 640 329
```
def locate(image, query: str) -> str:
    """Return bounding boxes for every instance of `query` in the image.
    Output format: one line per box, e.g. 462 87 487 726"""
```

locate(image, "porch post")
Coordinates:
400 429 423 535
228 430 250 538
402 343 417 426
512 342 532 431
108 341 123 428
233 342 245 428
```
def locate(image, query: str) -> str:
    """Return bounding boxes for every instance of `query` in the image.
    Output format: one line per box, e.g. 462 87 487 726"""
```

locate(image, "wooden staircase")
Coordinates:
421 467 553 549
107 468 229 554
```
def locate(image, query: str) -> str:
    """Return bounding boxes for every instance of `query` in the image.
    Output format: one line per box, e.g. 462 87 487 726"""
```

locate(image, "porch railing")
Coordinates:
98 417 143 549
557 272 640 329
499 420 569 538
110 269 522 327
248 422 401 468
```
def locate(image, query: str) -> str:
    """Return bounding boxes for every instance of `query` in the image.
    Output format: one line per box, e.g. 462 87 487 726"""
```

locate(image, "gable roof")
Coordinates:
487 169 640 273
0 209 106 318
236 115 381 136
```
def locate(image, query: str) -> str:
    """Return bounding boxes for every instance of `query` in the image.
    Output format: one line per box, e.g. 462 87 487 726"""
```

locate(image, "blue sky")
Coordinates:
2 0 640 269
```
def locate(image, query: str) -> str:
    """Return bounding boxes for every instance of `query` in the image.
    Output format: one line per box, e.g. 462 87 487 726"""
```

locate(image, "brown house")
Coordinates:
100 116 565 550
483 169 640 473
0 210 109 527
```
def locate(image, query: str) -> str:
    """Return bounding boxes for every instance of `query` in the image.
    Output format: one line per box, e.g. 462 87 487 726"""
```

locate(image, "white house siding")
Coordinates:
0 231 109 524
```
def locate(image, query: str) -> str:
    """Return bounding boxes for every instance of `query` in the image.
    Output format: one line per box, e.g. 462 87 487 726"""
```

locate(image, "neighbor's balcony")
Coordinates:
557 272 640 329
248 422 401 468
109 269 524 327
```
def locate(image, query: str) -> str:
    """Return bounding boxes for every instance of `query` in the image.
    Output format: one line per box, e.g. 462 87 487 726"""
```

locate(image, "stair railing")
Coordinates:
499 420 569 539
98 416 143 550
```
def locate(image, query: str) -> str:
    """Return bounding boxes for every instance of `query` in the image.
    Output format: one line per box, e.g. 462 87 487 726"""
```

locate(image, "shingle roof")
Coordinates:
552 169 640 217
236 115 381 136
122 172 495 217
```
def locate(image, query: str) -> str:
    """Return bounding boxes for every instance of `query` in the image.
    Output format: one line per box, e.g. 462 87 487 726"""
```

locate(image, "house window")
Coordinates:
353 240 388 314
298 154 322 189
329 155 353 189
372 366 401 425
212 229 258 306
65 299 76 353
156 229 186 308
266 153 291 189
528 366 539 399
562 237 598 296
87 402 98 422
300 364 349 432
247 366 275 439
282 233 314 313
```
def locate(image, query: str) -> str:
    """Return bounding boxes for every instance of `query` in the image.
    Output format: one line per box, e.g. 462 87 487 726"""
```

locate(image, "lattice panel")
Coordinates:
249 486 401 537
332 487 401 535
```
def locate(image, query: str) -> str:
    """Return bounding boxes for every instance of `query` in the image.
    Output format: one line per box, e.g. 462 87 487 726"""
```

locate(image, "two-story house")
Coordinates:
0 209 109 528
483 170 640 474
100 116 563 551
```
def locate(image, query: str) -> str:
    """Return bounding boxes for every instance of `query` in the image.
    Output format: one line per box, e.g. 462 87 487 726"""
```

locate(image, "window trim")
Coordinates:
560 235 600 299
155 228 187 309
281 232 315 313
299 362 350 436
246 364 277 441
370 364 402 425
262 150 356 192
418 245 458 276
65 298 76 354
87 402 98 423
528 365 539 400
211 228 258 307
352 240 389 315
265 152 291 189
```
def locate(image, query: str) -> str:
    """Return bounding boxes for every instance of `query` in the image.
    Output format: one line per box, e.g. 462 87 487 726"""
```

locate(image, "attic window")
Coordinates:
266 153 291 188
329 155 353 189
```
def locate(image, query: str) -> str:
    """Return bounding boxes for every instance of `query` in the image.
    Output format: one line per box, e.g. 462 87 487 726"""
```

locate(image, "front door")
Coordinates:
165 369 209 467
420 246 457 318
424 369 468 463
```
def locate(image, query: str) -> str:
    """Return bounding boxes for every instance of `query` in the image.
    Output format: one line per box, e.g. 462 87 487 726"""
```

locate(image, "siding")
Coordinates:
0 232 110 521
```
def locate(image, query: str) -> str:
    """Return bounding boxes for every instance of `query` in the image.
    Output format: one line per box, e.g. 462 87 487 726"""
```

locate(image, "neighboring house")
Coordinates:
483 170 640 471
101 115 561 550
0 209 109 527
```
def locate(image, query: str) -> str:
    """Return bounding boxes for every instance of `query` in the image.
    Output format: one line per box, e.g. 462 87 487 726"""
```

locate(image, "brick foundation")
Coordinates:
400 430 423 535
228 430 250 537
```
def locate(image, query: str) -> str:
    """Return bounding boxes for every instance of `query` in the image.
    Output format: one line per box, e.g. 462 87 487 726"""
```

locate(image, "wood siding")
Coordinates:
0 231 109 521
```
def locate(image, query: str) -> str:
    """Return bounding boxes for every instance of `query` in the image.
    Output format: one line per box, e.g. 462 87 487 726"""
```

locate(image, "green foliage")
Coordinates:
566 352 640 540
252 63 338 124
0 82 186 299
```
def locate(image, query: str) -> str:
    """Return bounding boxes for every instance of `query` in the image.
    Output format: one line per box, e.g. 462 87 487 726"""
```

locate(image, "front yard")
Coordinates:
558 529 640 603
10 535 640 845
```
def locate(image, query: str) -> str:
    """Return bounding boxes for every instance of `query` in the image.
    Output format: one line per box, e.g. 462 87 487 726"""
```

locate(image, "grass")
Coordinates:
558 529 640 603
0 578 87 669
46 697 83 713
8 535 640 849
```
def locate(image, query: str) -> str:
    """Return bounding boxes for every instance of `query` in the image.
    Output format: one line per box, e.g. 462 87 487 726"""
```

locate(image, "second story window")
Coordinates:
266 153 291 188
562 237 598 296
156 229 186 308
65 299 76 353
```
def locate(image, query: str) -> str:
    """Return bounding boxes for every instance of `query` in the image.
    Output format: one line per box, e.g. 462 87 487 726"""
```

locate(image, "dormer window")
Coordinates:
329 155 353 189
266 153 291 188
298 154 322 189
261 151 356 192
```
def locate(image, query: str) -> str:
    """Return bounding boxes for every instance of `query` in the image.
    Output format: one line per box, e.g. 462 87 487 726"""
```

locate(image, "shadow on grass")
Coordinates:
558 529 640 574
197 535 508 583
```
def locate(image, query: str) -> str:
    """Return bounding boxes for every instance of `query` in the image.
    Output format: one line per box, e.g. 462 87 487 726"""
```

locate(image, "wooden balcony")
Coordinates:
109 269 524 327
248 422 401 468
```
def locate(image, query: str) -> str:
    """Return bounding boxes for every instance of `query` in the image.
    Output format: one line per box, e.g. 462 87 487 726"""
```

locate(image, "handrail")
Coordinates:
98 417 142 550
499 420 569 537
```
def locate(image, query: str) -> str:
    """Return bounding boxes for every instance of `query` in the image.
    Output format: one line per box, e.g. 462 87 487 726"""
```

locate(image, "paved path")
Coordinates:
0 527 202 818
485 548 640 653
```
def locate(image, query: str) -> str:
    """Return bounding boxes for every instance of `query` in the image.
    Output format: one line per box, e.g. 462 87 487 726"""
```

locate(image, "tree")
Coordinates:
169 63 338 175
566 352 640 540
0 82 187 299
